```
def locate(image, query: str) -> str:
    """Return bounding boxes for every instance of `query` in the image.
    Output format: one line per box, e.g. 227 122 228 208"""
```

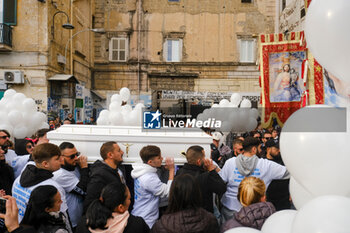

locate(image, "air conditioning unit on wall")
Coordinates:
4 70 24 84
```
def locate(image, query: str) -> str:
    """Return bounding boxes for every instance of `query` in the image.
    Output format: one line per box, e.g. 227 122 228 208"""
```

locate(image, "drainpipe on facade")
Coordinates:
137 0 142 100
70 0 74 75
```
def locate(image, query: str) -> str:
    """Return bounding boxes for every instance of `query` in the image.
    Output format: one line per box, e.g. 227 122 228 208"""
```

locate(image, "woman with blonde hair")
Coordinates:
220 177 275 232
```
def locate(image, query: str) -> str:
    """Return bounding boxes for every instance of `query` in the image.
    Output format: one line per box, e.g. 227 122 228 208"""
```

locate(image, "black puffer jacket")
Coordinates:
220 202 275 233
151 208 219 233
83 160 123 212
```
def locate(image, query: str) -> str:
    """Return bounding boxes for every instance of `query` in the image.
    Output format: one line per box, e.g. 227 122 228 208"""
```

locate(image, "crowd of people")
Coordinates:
0 124 291 233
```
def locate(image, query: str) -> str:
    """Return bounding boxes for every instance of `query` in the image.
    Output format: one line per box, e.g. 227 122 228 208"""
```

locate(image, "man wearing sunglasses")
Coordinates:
0 130 17 167
232 139 244 157
260 131 272 158
52 142 89 229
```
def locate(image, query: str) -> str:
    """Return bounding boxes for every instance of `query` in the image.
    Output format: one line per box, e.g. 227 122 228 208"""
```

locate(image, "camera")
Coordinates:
0 197 6 214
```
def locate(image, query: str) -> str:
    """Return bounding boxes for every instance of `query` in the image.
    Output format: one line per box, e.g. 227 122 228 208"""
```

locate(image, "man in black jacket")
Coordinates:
265 139 291 210
83 141 125 212
176 145 227 213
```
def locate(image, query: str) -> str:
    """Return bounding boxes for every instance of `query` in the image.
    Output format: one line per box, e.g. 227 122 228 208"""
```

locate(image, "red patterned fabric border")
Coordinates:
259 32 308 127
311 59 325 104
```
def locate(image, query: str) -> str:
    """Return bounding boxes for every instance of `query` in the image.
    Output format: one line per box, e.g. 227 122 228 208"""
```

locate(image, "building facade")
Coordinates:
93 0 276 115
277 0 306 33
0 0 95 122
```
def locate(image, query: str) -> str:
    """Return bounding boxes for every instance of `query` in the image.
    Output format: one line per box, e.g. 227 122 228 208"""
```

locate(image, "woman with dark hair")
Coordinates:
21 185 72 233
14 139 34 156
151 174 219 233
76 182 149 233
12 139 34 178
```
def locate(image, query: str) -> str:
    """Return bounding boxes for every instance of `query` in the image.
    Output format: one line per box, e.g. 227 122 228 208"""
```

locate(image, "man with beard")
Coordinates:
0 130 17 167
265 139 284 165
176 145 226 213
52 142 89 229
83 141 125 212
265 139 291 210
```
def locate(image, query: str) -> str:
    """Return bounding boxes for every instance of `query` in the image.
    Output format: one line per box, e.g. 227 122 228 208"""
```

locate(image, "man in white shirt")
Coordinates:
219 137 289 222
53 142 89 229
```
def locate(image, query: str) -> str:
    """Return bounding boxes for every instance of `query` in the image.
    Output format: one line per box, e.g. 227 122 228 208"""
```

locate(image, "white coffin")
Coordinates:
47 125 212 164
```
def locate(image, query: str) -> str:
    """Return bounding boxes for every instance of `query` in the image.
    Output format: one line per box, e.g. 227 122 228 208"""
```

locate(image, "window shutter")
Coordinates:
3 0 17 25
167 40 172 62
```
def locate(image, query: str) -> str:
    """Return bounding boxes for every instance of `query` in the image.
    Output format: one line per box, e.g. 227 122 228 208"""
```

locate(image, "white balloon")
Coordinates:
230 93 242 106
289 177 314 210
280 105 350 197
36 112 47 123
109 102 122 112
240 99 252 108
224 227 261 233
121 105 132 113
23 98 36 113
250 108 259 119
5 101 18 112
246 117 258 132
22 112 32 125
120 87 131 102
96 116 109 125
109 112 124 126
0 124 13 136
111 94 122 106
31 112 44 129
134 103 145 111
292 195 350 233
236 109 249 132
39 122 49 130
13 126 28 139
8 110 23 126
99 110 110 118
13 93 26 103
262 210 297 233
305 0 350 82
212 103 220 108
4 89 16 98
128 110 139 126
219 99 230 107
0 111 9 124
0 100 7 110
220 121 233 133
197 113 205 121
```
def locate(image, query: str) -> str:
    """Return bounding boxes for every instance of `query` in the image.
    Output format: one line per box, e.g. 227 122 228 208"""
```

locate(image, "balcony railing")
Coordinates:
0 23 12 49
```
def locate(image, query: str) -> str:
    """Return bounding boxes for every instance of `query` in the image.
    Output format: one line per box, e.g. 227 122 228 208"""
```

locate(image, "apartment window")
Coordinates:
109 37 128 62
0 0 17 25
164 39 182 62
239 39 256 63
168 0 180 2
241 0 252 3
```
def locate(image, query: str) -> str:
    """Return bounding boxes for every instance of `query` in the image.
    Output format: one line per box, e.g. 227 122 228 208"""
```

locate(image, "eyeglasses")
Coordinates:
238 148 244 152
26 145 33 149
264 137 272 140
0 135 9 139
64 152 80 159
0 145 8 154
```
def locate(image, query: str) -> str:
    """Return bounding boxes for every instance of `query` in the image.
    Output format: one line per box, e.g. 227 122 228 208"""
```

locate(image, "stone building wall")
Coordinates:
93 0 276 108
